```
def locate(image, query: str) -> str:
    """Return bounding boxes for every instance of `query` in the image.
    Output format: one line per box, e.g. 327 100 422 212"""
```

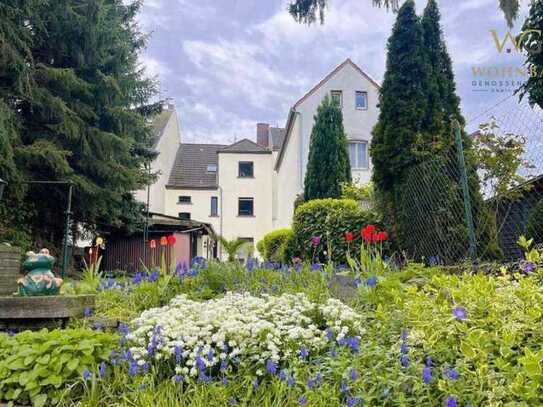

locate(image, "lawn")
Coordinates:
1 247 543 406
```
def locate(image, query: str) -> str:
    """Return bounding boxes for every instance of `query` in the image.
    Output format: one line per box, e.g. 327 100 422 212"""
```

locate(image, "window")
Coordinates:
207 164 217 172
238 198 254 216
331 90 343 108
348 141 369 169
355 91 368 110
238 161 254 178
210 196 218 217
179 212 191 220
178 196 191 204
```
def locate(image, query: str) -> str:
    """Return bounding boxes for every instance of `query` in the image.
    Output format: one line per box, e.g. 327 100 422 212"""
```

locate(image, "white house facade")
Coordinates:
136 58 380 260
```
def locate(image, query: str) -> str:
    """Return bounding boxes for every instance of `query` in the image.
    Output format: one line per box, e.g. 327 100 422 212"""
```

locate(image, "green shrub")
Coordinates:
292 198 380 263
257 228 293 262
527 198 543 243
0 328 117 406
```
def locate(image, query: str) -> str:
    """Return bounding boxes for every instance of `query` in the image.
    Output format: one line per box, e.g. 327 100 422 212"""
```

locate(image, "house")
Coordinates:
134 99 181 214
134 58 380 261
272 58 381 228
164 139 274 260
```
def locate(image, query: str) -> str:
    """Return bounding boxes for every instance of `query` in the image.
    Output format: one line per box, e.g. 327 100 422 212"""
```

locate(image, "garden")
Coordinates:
1 223 542 407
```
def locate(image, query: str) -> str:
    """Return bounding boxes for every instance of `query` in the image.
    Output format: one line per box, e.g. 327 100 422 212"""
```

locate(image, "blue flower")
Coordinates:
287 375 295 388
366 276 378 287
400 354 409 368
222 377 229 386
400 328 408 341
83 307 92 317
246 258 255 272
7 329 15 337
422 366 432 384
98 362 106 378
118 323 130 336
147 271 159 282
346 396 363 407
132 273 143 284
299 345 309 359
128 361 139 376
347 336 360 353
307 379 315 389
93 321 104 331
207 348 214 362
340 382 348 393
353 277 362 287
174 345 183 363
266 359 277 375
349 368 358 380
294 263 302 273
174 374 184 382
400 342 408 354
524 262 536 274
220 360 228 371
82 369 92 381
199 372 212 383
444 367 460 381
330 346 337 358
278 370 287 381
425 356 433 367
453 306 468 321
311 263 322 271
253 378 259 390
446 396 457 407
298 395 307 406
195 356 206 371
142 362 149 373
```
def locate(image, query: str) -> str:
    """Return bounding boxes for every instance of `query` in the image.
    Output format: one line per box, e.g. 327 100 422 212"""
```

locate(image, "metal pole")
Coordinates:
143 162 151 268
453 119 478 268
62 183 73 279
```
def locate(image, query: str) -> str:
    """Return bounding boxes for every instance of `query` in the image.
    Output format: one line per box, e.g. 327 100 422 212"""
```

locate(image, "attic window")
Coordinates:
207 164 217 172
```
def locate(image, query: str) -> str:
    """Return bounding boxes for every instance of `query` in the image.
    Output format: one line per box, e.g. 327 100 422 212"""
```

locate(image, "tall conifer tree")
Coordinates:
304 95 351 201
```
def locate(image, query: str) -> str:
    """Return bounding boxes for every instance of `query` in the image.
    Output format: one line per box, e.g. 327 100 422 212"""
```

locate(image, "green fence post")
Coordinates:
453 119 478 269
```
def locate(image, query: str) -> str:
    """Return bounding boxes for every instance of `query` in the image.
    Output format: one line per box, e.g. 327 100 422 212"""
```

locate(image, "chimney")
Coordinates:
256 123 270 148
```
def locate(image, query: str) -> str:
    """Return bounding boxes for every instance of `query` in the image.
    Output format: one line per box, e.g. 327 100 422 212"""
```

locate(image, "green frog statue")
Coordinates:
17 249 63 296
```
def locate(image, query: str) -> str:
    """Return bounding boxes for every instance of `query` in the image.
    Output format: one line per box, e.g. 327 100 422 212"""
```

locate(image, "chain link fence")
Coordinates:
394 96 543 266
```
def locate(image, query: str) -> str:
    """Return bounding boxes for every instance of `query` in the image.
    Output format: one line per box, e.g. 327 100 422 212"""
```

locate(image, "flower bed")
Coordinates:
127 292 363 380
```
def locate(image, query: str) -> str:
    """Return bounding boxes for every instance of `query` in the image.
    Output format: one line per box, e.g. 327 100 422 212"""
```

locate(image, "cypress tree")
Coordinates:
304 95 351 201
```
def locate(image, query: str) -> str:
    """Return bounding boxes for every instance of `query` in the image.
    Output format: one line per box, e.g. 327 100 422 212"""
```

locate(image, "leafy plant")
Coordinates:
0 329 117 406
216 236 250 262
257 229 293 262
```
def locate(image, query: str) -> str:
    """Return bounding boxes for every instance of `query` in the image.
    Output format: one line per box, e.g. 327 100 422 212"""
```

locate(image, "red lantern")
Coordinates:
149 239 156 249
160 236 168 246
167 235 177 246
345 231 353 242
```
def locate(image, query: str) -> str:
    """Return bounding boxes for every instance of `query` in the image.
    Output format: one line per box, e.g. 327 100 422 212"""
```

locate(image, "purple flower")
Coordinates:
278 370 287 381
142 362 149 373
174 374 184 382
346 396 363 407
98 362 106 378
311 263 322 271
299 345 309 359
330 346 337 358
400 354 409 368
307 378 315 389
446 396 457 407
82 369 92 381
118 323 130 336
349 368 358 381
340 382 348 393
311 236 321 247
195 356 206 371
453 306 468 321
132 273 143 284
83 308 92 317
353 277 362 287
422 366 432 384
326 328 334 341
266 359 277 375
220 360 228 371
444 367 460 381
366 276 378 287
400 328 408 341
199 372 212 383
253 378 260 390
299 395 307 406
128 361 139 376
246 258 255 272
400 342 409 354
425 356 433 367
222 377 229 386
347 336 360 353
7 329 15 337
287 375 296 388
294 263 302 273
174 345 183 363
524 262 536 274
147 271 159 282
207 348 214 362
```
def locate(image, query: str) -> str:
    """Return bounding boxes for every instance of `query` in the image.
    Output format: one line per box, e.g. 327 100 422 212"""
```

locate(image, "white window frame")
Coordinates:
348 141 369 170
330 90 343 108
355 91 368 110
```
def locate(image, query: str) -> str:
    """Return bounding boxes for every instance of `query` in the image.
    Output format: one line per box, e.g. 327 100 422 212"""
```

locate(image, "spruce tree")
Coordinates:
0 0 159 251
304 95 351 200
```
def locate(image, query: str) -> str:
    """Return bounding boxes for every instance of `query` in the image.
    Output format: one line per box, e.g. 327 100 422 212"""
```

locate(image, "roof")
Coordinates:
150 109 174 148
270 127 286 151
218 138 272 154
275 59 381 170
167 143 226 189
148 212 214 236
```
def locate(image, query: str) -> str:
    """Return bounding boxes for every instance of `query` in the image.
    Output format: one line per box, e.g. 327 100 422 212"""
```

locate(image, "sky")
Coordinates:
137 0 531 144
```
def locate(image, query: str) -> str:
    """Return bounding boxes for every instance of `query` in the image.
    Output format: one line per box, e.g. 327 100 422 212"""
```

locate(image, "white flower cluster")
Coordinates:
126 292 363 377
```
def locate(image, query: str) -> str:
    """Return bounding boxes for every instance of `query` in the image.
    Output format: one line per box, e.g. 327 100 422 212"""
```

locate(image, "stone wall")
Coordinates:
0 246 21 295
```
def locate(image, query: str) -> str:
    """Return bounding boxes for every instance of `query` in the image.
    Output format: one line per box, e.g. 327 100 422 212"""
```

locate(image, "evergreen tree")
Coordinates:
370 0 428 194
304 95 351 201
0 0 159 252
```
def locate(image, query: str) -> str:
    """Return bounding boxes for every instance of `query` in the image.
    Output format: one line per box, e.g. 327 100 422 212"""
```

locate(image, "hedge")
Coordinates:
291 198 380 264
257 228 293 262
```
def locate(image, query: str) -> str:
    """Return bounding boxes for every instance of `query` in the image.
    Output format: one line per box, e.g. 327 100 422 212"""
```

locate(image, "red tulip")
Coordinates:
375 231 388 242
167 235 177 246
160 236 168 246
345 231 353 242
149 239 156 249
361 225 376 242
